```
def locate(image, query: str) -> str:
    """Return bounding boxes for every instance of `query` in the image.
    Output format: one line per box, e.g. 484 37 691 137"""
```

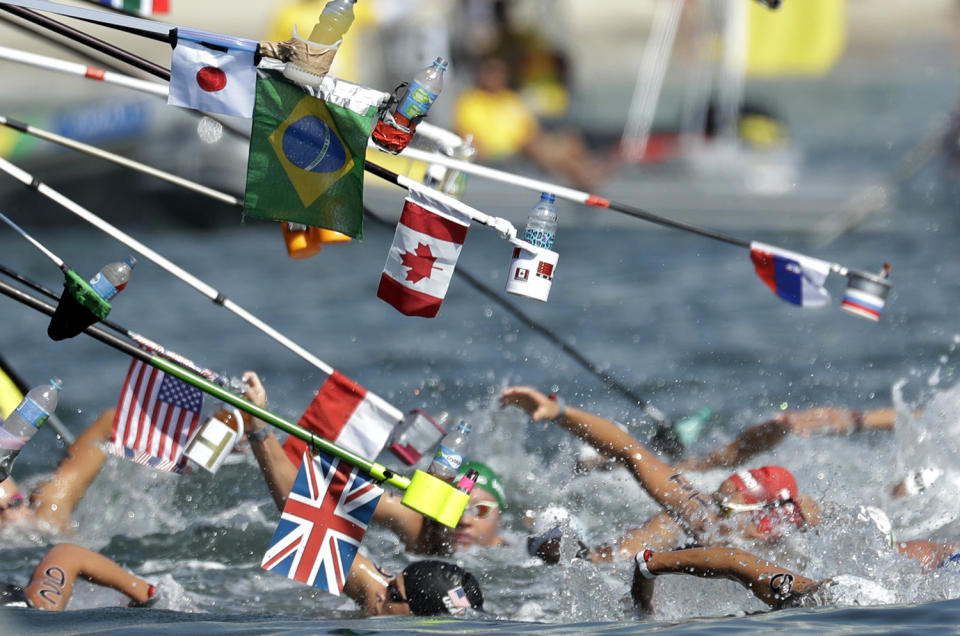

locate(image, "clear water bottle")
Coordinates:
307 0 356 46
372 57 448 154
89 256 136 301
426 419 470 483
0 377 63 480
523 193 558 250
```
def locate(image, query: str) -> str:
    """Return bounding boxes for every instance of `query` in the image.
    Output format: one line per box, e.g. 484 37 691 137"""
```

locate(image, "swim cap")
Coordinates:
458 462 505 510
729 466 798 505
401 560 483 616
728 466 803 532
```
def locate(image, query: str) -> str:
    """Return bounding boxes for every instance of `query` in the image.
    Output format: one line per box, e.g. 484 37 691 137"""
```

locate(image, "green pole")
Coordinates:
0 277 410 491
151 356 411 490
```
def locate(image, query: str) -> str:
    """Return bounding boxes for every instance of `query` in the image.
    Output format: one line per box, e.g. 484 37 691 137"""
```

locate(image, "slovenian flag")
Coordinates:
377 190 471 318
750 241 831 307
168 28 258 118
282 371 400 467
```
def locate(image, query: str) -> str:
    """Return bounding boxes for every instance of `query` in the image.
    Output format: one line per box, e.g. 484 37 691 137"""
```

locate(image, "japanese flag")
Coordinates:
377 190 471 318
168 30 257 118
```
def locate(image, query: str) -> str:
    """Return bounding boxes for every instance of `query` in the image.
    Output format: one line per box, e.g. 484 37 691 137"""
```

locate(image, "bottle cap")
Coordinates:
124 255 138 269
49 377 63 391
433 56 448 70
540 193 556 202
456 419 471 433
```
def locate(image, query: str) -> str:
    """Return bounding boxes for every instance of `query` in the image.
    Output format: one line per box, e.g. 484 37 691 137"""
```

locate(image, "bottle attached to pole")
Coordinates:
89 256 137 301
372 57 448 154
388 409 450 466
281 0 356 86
0 377 62 481
523 193 558 250
506 192 560 302
183 403 247 474
426 419 471 483
49 257 136 341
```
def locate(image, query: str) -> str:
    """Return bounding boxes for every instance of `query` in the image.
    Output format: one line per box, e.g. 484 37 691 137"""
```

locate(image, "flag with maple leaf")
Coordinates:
377 190 471 318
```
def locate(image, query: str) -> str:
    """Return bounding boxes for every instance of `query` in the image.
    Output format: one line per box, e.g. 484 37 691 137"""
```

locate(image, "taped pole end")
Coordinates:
47 269 110 340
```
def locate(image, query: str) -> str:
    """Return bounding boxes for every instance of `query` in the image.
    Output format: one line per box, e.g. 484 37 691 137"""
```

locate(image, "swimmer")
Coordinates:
1 408 115 535
345 553 483 616
239 371 486 616
500 386 821 563
372 460 507 556
629 545 899 612
0 543 159 611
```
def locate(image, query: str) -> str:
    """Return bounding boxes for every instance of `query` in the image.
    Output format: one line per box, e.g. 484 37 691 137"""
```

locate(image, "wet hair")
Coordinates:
0 582 29 607
400 560 483 616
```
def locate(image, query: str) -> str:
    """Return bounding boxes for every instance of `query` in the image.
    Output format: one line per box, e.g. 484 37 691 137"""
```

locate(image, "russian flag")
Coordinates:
750 242 832 308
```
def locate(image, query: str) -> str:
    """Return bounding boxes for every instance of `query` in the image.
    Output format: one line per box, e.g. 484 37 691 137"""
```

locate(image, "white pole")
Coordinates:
0 156 344 379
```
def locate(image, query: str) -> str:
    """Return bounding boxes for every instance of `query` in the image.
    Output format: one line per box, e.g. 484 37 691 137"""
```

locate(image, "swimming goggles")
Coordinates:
463 501 498 519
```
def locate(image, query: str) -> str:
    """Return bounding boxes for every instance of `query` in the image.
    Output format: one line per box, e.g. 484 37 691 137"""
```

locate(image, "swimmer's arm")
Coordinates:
343 552 385 615
499 386 718 536
638 547 820 608
241 371 297 511
372 493 429 552
24 543 152 611
673 419 790 472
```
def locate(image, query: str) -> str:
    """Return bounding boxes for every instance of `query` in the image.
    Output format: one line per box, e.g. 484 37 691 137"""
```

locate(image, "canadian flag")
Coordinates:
168 29 258 118
283 371 400 467
377 190 471 318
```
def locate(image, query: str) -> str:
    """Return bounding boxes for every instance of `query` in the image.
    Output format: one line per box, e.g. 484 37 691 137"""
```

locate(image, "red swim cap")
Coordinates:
728 466 803 533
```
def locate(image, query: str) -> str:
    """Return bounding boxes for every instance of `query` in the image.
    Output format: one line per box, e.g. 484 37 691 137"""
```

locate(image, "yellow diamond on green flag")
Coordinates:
244 70 377 239
267 97 355 208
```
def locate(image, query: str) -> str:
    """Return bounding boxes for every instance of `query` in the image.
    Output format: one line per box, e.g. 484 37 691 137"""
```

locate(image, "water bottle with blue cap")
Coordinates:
0 377 63 480
523 193 558 250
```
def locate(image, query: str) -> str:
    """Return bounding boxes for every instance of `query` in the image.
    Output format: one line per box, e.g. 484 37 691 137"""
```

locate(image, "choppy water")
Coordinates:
1 101 960 633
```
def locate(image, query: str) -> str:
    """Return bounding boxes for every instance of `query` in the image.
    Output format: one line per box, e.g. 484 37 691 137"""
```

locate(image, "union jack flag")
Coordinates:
261 450 383 595
109 359 203 474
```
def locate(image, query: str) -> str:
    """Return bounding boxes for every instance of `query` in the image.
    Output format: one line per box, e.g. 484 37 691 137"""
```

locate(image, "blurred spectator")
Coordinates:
453 56 614 190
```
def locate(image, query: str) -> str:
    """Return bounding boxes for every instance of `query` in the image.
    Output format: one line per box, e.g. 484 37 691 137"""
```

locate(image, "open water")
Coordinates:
1 80 960 634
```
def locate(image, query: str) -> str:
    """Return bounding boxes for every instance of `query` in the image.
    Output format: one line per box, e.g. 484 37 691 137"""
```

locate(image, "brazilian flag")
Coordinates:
243 70 376 239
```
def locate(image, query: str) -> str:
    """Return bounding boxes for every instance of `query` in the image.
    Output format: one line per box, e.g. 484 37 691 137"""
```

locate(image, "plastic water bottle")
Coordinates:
523 193 558 250
426 419 470 483
307 0 356 46
89 256 136 301
372 57 448 154
0 377 63 480
184 404 246 474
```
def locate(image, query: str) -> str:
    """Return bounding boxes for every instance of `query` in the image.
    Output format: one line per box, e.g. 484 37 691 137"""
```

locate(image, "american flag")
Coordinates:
109 359 203 474
261 450 383 595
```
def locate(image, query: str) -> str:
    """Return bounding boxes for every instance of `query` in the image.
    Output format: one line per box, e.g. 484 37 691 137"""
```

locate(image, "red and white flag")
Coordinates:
168 29 258 118
283 371 400 467
377 190 471 318
109 359 204 474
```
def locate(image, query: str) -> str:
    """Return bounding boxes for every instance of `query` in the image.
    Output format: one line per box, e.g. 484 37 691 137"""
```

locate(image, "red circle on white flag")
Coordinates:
196 66 227 92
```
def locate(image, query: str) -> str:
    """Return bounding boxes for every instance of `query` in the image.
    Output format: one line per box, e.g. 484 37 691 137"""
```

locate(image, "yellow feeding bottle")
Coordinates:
309 0 356 46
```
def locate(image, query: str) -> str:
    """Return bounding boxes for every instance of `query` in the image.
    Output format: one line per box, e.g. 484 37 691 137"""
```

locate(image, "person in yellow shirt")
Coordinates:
454 56 614 190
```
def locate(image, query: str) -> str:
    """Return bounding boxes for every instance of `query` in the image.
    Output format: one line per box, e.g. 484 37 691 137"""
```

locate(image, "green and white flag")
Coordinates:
243 70 382 239
98 0 169 16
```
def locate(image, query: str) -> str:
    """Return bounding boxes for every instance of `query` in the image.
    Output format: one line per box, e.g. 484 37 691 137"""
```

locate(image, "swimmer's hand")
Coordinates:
499 386 561 422
241 371 268 436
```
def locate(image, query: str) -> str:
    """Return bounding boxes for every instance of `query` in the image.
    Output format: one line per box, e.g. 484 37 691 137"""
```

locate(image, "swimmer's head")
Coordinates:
723 466 804 535
400 560 483 616
458 462 505 510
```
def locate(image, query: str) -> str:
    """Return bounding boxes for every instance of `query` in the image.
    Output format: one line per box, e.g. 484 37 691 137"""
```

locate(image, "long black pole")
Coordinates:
0 4 170 80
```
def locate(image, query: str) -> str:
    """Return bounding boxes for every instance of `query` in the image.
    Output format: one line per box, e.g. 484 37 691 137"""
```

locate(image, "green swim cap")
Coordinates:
458 461 505 510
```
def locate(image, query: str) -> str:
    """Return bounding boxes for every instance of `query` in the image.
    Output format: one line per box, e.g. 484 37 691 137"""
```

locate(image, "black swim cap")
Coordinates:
400 560 483 616
0 582 28 607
